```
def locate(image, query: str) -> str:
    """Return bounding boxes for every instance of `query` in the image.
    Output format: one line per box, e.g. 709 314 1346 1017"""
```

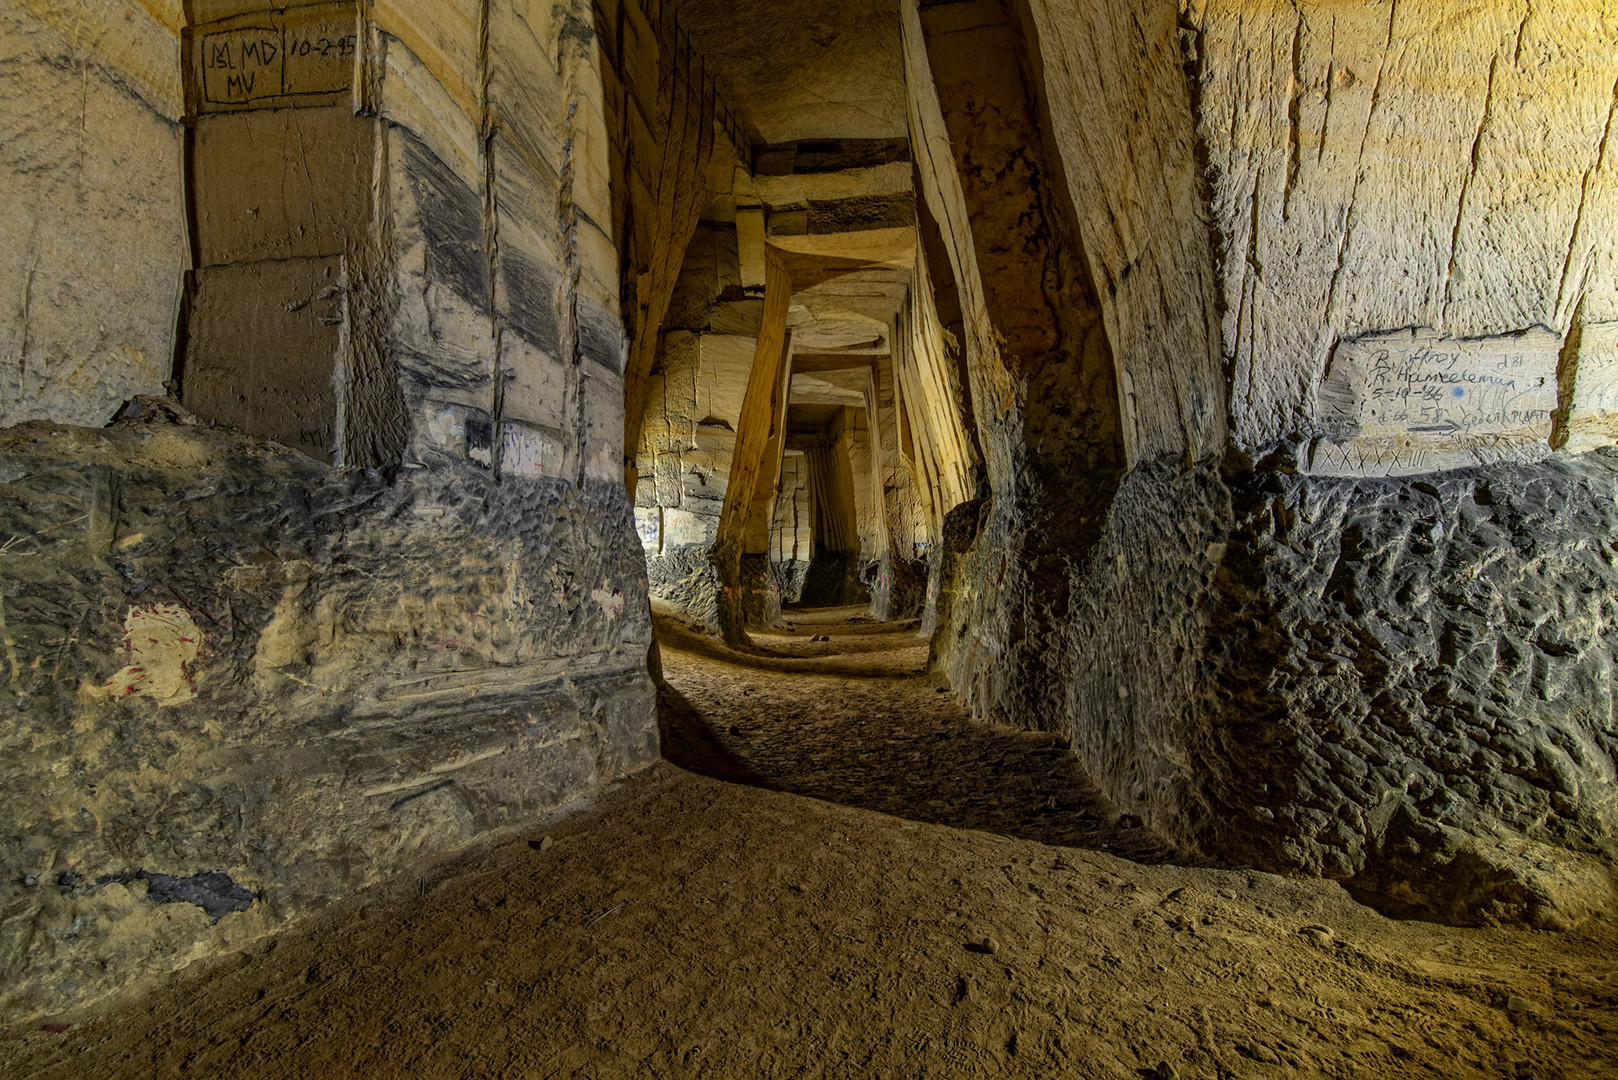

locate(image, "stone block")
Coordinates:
183 256 343 462
1310 326 1559 476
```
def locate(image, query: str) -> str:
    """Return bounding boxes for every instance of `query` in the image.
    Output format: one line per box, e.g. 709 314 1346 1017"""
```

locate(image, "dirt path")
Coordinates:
656 604 1176 862
5 610 1617 1079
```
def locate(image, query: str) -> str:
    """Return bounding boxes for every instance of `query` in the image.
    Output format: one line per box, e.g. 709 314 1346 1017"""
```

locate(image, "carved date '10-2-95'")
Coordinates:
199 25 357 105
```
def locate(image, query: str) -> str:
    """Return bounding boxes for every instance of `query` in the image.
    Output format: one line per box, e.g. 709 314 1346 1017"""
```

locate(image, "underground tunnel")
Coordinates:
2 0 1618 1075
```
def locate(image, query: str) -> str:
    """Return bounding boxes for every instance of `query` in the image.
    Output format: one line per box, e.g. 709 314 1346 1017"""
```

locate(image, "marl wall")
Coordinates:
0 0 658 1020
0 0 187 429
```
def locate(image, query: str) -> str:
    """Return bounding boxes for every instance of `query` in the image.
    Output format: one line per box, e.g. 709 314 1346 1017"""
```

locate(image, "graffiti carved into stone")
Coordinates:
1311 327 1559 476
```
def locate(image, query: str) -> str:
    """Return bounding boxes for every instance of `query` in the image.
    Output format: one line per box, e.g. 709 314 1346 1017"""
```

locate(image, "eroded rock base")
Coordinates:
0 413 657 1019
1204 452 1618 928
928 451 1618 927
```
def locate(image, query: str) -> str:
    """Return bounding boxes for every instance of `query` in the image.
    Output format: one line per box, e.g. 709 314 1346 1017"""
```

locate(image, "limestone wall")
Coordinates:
633 223 748 550
897 0 1618 925
1018 0 1227 462
635 326 753 623
1184 0 1618 463
613 0 748 489
769 450 812 604
1165 0 1618 921
371 0 623 482
182 2 373 463
0 1 187 429
0 0 658 1020
903 0 1220 767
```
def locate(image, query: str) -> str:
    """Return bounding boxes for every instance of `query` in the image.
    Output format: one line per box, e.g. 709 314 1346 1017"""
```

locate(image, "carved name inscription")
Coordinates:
1310 327 1560 477
196 5 356 108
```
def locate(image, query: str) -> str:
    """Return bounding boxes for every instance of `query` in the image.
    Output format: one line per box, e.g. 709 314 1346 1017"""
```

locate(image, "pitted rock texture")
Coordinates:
1053 457 1232 846
1203 452 1618 926
933 449 1618 928
646 547 724 631
735 553 783 629
770 559 810 607
928 458 1228 847
867 554 928 621
0 411 656 1020
799 551 868 608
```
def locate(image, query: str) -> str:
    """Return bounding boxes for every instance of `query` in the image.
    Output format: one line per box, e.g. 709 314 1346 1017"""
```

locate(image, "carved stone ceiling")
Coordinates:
677 0 914 359
674 0 907 145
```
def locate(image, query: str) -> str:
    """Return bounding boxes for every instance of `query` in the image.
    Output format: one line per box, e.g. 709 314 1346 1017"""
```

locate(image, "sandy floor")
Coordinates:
656 606 1176 861
5 608 1616 1078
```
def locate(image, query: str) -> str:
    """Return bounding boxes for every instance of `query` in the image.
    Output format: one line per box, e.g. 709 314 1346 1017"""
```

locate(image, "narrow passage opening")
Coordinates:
618 0 1147 859
653 604 1176 861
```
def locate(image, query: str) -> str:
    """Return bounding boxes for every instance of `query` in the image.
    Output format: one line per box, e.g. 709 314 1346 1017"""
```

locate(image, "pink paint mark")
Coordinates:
40 1022 71 1034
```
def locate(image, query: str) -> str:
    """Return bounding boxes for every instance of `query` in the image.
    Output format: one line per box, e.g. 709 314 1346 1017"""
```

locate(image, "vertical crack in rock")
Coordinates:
1325 0 1398 322
1551 296 1584 450
1240 169 1263 417
1555 73 1618 324
477 0 505 479
1283 12 1303 222
1442 54 1497 314
559 94 584 486
1317 16 1336 165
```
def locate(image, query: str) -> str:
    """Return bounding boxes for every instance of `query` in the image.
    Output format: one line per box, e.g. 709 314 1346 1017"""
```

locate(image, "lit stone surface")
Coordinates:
1184 0 1618 453
0 2 186 428
1310 325 1560 476
5 0 1618 1030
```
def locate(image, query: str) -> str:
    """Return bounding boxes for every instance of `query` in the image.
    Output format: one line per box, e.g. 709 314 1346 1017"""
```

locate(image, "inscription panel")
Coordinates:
500 421 565 479
1310 327 1560 477
193 4 357 111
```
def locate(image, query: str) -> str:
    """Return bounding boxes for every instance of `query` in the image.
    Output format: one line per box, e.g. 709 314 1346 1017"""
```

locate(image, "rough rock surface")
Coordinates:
645 548 724 630
935 445 1618 928
867 553 928 621
1021 0 1228 462
1053 457 1233 845
0 3 186 429
1182 0 1618 452
929 456 1229 836
1202 452 1618 926
0 411 656 1020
